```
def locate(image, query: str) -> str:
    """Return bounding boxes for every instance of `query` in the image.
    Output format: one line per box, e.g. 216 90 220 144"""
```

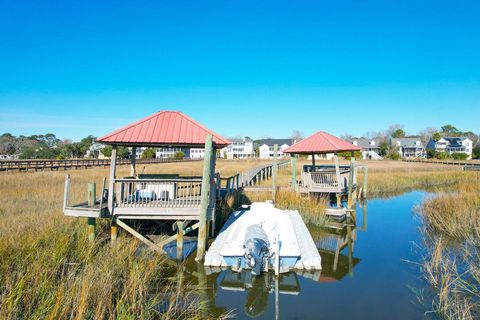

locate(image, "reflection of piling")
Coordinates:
196 263 209 319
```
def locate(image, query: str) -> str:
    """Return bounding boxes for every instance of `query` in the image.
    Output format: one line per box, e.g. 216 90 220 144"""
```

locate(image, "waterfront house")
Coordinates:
390 137 425 158
220 137 255 159
350 138 383 160
426 136 473 159
257 139 293 159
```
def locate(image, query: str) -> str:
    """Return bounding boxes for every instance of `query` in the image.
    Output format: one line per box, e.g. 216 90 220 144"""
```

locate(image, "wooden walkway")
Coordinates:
0 158 199 172
402 159 480 171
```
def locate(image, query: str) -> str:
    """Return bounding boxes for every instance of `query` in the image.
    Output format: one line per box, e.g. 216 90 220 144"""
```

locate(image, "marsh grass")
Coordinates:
418 174 480 319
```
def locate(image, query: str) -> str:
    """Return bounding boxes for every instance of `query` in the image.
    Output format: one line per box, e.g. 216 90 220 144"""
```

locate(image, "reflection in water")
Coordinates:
158 201 367 318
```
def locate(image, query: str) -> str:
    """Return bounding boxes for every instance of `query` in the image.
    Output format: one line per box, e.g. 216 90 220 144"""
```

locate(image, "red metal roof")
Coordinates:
97 111 230 147
284 131 360 154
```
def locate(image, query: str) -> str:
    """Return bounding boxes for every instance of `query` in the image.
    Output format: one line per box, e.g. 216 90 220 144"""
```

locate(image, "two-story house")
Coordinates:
220 137 254 159
257 139 293 159
155 147 190 159
391 137 426 158
426 136 473 159
350 138 383 160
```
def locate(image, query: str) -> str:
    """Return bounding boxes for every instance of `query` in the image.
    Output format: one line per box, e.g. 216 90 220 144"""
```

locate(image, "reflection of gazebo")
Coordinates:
284 131 361 205
64 110 230 260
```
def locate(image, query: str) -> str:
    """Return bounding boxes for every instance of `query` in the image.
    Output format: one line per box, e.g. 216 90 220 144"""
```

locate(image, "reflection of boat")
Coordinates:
205 202 321 275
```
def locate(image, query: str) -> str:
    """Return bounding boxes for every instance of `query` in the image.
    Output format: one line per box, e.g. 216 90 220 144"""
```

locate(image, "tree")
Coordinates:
391 129 406 138
441 124 459 135
386 124 404 138
432 132 442 141
291 130 303 143
174 151 185 160
378 140 389 156
141 148 156 159
473 144 480 159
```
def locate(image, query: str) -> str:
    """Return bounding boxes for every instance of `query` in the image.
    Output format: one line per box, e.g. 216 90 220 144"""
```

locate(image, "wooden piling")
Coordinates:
87 182 96 242
111 217 118 242
362 166 368 199
130 146 137 176
291 155 297 191
176 221 184 261
347 158 355 208
196 134 213 261
272 144 278 201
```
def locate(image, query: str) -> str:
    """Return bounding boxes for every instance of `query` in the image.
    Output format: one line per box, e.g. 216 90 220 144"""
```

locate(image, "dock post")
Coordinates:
176 221 184 261
87 182 96 242
130 147 137 176
347 158 355 208
272 144 278 201
291 155 297 191
196 135 213 262
362 166 368 199
111 217 118 242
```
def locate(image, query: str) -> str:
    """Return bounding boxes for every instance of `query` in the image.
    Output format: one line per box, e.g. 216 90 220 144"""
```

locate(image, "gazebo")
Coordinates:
283 131 362 207
63 110 230 260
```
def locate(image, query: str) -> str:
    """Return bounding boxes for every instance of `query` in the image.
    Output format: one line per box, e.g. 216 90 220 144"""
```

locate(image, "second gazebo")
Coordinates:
284 131 362 207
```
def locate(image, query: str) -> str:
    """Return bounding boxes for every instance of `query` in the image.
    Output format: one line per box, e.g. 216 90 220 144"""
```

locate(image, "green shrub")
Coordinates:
387 152 400 160
174 151 185 160
451 152 468 160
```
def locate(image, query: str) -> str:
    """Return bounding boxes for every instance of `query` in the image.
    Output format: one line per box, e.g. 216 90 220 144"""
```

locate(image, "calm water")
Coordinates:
169 191 432 319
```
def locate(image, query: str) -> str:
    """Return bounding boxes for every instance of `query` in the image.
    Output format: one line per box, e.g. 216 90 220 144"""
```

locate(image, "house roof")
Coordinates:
284 131 360 154
350 137 381 149
97 111 230 147
391 137 424 148
443 136 470 148
257 139 294 147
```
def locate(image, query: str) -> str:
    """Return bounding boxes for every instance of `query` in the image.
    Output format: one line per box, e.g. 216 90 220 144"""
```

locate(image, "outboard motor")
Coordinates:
244 224 270 275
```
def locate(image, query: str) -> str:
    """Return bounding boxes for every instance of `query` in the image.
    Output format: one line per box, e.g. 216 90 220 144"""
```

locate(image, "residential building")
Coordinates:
390 137 426 158
190 148 205 159
426 136 473 159
0 154 19 160
155 147 190 159
257 139 293 159
350 138 383 160
86 142 107 159
220 137 255 159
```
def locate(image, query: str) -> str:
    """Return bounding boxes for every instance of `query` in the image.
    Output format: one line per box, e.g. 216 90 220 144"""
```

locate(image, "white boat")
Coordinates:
204 201 321 274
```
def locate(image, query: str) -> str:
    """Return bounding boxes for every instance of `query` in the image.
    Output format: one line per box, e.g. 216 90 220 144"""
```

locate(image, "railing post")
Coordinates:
272 144 278 201
196 135 213 262
87 182 96 242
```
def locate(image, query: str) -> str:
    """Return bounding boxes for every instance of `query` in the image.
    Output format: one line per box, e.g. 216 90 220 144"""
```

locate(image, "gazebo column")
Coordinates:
196 135 214 262
108 146 118 241
130 147 137 177
311 153 316 171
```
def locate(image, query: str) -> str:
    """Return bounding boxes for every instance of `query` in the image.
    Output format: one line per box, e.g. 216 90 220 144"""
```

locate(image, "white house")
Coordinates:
155 147 189 159
350 138 383 160
86 142 108 159
221 137 254 159
190 148 205 159
390 137 426 158
426 136 473 159
257 139 293 159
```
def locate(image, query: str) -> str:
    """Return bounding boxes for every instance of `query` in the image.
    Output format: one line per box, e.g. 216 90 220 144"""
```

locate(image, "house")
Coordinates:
220 137 255 159
86 142 108 159
426 136 473 159
155 147 190 159
0 154 19 160
190 148 205 159
350 138 383 160
257 139 293 159
390 137 425 158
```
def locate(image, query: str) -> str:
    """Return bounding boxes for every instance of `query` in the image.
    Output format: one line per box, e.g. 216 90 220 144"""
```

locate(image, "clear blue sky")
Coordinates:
0 0 479 141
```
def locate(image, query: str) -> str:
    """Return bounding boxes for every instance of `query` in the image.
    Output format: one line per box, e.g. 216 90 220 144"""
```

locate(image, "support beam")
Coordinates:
334 154 341 194
311 154 316 171
130 146 137 177
87 182 96 241
196 134 213 261
116 219 164 253
291 155 297 191
272 144 278 201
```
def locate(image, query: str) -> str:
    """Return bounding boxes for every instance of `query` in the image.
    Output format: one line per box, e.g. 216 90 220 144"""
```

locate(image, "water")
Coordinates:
167 191 432 319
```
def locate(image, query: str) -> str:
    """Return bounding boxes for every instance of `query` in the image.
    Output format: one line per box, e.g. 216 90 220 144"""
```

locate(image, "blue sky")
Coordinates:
0 0 479 141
